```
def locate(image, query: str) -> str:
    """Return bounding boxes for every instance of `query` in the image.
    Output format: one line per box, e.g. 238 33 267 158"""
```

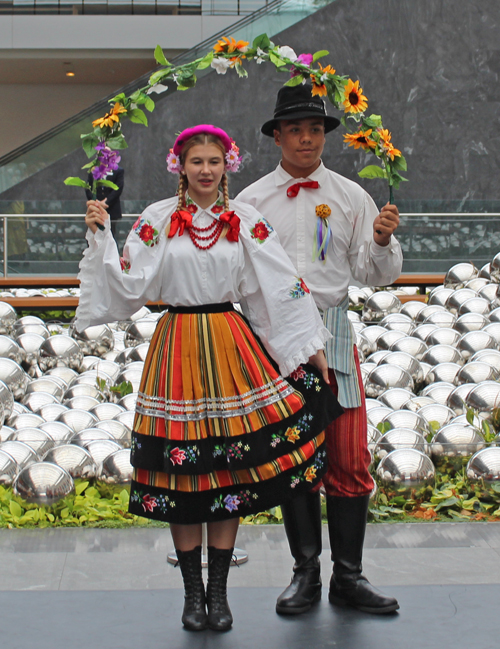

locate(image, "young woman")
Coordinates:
76 125 342 632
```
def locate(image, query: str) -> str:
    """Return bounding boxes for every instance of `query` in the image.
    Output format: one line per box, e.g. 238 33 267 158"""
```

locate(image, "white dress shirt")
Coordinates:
75 195 331 377
236 162 403 312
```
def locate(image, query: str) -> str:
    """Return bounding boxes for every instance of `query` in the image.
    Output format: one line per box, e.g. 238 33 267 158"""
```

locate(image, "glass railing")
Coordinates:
0 0 331 194
0 212 498 277
0 0 272 15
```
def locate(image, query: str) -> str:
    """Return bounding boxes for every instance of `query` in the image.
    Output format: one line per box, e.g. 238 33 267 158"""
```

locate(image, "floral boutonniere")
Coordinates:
313 204 332 262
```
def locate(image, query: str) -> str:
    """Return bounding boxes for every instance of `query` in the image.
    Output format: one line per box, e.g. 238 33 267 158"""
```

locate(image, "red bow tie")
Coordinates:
286 181 319 198
168 209 192 238
219 210 240 242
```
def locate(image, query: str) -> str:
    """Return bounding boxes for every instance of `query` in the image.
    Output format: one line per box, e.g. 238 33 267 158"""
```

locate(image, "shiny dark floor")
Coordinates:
1 523 499 648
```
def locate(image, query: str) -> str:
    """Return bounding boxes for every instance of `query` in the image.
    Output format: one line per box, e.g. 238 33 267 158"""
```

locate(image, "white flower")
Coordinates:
276 45 297 62
146 84 169 95
256 47 267 64
211 57 232 75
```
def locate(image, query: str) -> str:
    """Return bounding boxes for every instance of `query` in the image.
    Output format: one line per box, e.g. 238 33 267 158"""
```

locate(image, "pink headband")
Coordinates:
173 125 233 155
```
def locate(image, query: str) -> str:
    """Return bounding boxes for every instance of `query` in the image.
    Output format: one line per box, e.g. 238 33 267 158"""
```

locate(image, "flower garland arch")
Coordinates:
65 33 407 202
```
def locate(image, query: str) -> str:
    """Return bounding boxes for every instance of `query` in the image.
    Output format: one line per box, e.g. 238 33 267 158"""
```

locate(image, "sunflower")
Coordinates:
213 36 249 54
310 73 327 97
377 128 402 160
343 79 368 114
318 62 336 77
92 102 127 129
344 128 377 151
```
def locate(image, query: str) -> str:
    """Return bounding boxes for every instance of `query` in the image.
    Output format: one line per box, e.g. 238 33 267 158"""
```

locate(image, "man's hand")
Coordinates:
307 349 330 385
373 202 399 246
85 199 109 234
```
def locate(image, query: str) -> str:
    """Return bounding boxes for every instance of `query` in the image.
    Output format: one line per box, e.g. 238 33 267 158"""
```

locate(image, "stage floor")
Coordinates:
1 523 499 649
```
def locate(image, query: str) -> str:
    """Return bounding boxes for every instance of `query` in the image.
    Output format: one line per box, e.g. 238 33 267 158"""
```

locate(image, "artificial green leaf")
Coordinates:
64 177 90 189
109 93 127 104
154 45 169 66
269 52 287 68
365 113 383 127
148 68 172 85
129 89 143 103
144 97 155 113
466 408 475 425
9 501 22 518
106 134 128 150
196 51 214 70
235 62 248 78
252 33 271 50
312 49 329 63
96 180 119 190
358 165 387 180
81 133 99 158
285 75 305 87
434 496 459 511
76 481 89 496
391 154 407 172
127 108 148 126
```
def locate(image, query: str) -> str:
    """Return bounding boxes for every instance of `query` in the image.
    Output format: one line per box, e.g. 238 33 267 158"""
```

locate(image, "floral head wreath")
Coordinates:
166 124 242 174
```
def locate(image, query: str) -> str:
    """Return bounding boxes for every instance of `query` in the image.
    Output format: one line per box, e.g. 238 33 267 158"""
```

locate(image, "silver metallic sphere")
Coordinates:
454 313 489 334
114 348 135 366
358 326 386 353
71 428 116 448
63 384 104 402
86 439 123 472
431 424 485 475
0 449 18 485
118 392 138 411
0 302 17 335
426 328 461 348
391 336 428 361
0 426 14 443
0 440 38 469
423 310 457 329
39 421 74 444
421 383 455 406
124 319 157 348
378 388 415 410
90 402 126 421
459 297 491 318
11 428 54 456
355 332 371 358
382 410 428 435
118 307 152 331
38 335 83 372
95 420 131 447
457 331 497 360
466 448 500 500
25 378 64 400
0 358 29 400
444 262 479 289
11 412 45 430
366 350 390 365
72 324 114 356
0 335 25 365
480 263 492 280
45 366 78 385
13 324 49 339
13 462 74 505
423 344 464 366
445 288 477 315
425 362 461 386
365 365 414 398
80 355 101 372
367 406 394 428
447 384 476 415
376 449 435 495
466 278 489 292
16 333 45 367
478 283 499 304
428 288 454 308
403 396 436 412
379 352 423 387
457 361 499 385
0 378 14 418
89 360 122 383
400 301 428 321
21 391 59 413
113 410 135 430
417 403 455 429
380 313 415 335
376 330 407 350
412 324 438 342
99 449 133 485
365 398 383 411
56 409 98 433
482 324 500 347
470 349 500 372
375 429 429 460
38 404 69 423
465 381 500 419
362 292 402 323
416 305 447 324
42 444 97 480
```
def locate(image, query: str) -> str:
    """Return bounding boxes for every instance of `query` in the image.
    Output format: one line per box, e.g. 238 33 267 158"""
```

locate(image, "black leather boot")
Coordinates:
276 490 323 615
206 546 233 631
327 495 399 614
176 546 208 631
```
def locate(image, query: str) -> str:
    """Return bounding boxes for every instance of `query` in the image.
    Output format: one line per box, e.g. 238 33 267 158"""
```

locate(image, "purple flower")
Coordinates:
223 494 240 512
291 53 314 78
91 143 121 179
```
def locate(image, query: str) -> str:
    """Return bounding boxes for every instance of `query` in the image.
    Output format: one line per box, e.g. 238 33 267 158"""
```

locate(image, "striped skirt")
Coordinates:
128 303 343 524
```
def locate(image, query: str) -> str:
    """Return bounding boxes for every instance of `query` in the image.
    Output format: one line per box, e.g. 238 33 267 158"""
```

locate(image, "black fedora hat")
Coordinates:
261 83 340 137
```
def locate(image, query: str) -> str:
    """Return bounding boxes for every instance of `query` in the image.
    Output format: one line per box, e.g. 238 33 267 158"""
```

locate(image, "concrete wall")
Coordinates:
2 0 500 212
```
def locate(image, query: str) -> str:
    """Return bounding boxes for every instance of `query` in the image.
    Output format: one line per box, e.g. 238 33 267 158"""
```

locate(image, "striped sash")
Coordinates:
322 294 362 409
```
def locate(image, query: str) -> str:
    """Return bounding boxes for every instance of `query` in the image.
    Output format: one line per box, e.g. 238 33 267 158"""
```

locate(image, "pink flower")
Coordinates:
291 53 314 77
170 447 187 466
290 366 307 381
141 494 157 513
166 149 181 173
225 143 242 172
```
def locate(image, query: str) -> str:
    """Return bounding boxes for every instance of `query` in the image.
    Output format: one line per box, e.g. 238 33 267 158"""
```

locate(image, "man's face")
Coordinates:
273 118 326 173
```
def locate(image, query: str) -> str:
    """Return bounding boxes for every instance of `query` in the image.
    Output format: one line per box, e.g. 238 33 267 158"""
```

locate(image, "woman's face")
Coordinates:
182 143 225 208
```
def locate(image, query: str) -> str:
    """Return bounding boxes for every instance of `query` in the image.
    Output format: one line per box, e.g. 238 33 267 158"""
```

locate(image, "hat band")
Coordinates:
274 101 327 118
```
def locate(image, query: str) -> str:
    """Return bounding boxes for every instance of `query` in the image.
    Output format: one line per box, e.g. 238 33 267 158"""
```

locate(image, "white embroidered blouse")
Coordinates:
75 195 332 376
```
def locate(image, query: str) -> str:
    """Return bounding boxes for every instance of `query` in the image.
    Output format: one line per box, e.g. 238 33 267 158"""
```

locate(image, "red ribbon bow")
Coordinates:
168 209 193 238
286 181 320 198
219 210 240 242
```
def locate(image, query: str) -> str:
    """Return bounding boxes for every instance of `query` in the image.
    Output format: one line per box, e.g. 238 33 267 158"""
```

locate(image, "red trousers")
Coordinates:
319 349 374 497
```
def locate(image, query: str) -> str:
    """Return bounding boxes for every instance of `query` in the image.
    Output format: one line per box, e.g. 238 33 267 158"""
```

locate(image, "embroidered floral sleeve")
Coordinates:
250 217 274 243
133 216 160 247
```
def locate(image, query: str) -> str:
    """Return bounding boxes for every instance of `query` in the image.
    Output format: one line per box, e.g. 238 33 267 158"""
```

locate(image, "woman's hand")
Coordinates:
85 199 108 233
307 349 330 384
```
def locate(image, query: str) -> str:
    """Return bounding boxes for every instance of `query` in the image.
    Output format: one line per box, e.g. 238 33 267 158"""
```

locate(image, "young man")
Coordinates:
236 84 402 616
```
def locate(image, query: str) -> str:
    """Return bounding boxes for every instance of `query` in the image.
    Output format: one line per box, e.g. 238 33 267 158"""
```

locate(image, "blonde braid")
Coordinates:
221 174 230 211
177 174 187 211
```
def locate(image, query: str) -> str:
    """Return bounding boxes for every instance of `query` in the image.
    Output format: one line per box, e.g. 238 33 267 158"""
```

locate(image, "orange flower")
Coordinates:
92 102 127 129
318 62 336 76
315 204 332 219
304 466 317 482
377 128 402 160
285 427 301 443
343 79 368 114
214 36 249 54
344 129 377 151
310 74 327 97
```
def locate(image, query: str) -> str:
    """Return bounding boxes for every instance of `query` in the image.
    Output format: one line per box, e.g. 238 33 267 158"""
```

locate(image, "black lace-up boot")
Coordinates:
206 546 234 631
176 546 207 631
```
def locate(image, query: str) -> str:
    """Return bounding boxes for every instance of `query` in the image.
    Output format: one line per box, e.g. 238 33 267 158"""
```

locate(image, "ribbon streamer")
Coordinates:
313 217 332 263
